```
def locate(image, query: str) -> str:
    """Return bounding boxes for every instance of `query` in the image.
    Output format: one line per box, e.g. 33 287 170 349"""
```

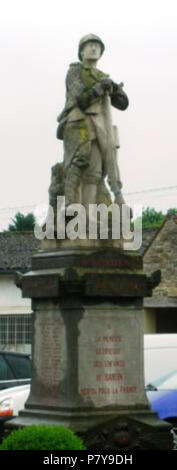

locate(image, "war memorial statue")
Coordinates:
56 34 129 216
6 34 172 452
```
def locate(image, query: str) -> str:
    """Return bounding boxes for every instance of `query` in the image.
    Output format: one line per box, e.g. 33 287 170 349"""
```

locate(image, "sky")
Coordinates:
0 0 177 229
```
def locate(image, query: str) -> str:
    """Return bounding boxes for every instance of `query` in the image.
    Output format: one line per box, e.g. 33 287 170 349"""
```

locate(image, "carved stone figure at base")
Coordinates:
56 34 129 216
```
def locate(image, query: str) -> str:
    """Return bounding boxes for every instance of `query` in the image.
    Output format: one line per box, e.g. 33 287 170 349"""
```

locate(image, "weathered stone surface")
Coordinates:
144 216 177 297
84 273 148 297
28 306 67 408
22 247 158 299
6 245 173 448
25 299 148 412
55 34 130 219
32 245 143 271
84 413 172 450
78 304 147 408
22 272 61 298
19 248 155 419
48 162 65 207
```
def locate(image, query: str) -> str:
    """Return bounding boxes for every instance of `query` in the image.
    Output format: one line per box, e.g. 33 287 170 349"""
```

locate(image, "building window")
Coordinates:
0 314 32 351
156 308 177 333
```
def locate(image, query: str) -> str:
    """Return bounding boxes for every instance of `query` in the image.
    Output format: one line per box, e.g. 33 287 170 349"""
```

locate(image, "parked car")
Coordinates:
0 383 30 419
144 334 177 425
0 383 30 442
0 351 31 391
146 370 177 422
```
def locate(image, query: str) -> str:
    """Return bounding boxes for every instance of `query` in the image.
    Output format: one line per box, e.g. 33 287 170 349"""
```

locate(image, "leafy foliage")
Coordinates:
0 425 85 450
167 208 177 216
7 212 36 232
142 207 165 228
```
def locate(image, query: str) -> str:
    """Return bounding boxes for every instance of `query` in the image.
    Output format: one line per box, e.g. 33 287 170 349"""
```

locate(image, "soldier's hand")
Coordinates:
101 78 113 94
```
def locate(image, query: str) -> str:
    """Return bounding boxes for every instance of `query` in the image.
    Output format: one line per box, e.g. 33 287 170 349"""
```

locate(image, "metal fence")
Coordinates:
0 314 32 353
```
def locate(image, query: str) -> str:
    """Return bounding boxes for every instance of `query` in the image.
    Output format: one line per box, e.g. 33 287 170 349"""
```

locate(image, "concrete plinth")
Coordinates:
7 244 172 449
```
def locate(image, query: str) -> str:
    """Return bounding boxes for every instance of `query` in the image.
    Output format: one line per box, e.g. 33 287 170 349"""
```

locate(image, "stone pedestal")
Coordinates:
8 243 172 449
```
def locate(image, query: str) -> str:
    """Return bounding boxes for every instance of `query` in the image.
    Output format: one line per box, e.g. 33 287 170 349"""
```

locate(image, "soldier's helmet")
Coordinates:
78 34 105 61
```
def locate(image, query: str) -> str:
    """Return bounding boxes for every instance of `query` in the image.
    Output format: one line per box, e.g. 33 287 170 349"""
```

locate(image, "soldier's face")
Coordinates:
81 41 102 62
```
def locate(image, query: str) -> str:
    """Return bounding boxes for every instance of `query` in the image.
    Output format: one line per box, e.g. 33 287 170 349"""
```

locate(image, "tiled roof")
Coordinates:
0 232 40 273
140 227 159 255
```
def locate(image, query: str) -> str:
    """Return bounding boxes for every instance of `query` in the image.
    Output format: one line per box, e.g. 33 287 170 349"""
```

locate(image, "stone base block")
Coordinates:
6 408 172 450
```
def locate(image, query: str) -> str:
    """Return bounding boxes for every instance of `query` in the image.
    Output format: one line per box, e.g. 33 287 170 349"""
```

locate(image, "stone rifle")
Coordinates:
103 82 125 200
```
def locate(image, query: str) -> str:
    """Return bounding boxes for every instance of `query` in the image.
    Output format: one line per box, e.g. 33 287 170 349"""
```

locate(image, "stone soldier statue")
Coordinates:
56 33 129 215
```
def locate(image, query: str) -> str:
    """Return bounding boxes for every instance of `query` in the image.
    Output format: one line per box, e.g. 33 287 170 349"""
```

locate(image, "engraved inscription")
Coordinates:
79 308 145 407
34 312 65 390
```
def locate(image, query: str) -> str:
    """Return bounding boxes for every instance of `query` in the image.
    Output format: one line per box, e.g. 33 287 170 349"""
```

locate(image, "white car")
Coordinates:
144 334 177 384
0 384 30 419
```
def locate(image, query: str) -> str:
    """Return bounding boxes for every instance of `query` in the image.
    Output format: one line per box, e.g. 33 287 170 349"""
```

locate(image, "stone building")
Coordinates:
143 215 177 333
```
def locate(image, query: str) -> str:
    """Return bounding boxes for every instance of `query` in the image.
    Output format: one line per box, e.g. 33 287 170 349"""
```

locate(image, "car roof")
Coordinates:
0 351 30 358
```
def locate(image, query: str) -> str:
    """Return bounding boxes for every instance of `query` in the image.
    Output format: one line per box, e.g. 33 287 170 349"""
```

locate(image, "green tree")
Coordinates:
167 207 177 216
142 207 165 228
7 212 36 232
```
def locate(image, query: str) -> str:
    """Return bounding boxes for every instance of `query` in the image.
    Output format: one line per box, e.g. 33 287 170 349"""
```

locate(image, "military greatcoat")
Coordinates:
57 62 128 190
